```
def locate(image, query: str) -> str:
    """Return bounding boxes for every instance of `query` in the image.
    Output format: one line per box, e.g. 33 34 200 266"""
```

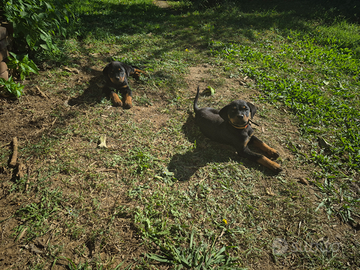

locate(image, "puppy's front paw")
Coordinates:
110 92 123 107
268 150 280 160
123 94 133 109
257 156 282 173
273 163 283 173
268 160 282 173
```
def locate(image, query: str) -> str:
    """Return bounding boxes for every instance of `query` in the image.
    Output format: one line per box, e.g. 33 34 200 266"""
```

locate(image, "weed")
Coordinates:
0 76 25 98
148 231 239 269
7 52 39 80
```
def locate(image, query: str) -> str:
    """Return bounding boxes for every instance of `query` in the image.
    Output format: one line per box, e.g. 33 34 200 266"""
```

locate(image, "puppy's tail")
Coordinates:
193 86 200 113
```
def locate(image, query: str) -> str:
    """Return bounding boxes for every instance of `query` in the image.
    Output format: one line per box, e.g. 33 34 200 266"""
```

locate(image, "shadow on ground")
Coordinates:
67 69 107 107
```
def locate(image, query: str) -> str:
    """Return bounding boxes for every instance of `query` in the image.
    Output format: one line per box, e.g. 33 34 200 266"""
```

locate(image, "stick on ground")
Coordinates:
9 137 18 167
35 86 50 99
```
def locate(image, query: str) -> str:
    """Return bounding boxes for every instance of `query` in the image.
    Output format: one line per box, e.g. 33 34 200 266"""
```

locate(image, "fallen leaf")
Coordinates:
298 178 309 185
98 135 107 148
266 187 275 196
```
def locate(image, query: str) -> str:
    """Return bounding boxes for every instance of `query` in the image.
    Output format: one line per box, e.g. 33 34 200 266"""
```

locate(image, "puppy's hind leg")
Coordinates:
256 156 282 173
240 146 282 173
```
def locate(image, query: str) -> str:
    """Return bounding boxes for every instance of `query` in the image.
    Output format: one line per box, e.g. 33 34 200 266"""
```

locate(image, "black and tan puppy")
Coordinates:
193 87 282 173
103 61 146 109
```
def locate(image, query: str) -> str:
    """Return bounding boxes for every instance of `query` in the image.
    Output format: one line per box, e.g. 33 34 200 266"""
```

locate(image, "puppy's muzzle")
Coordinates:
229 114 249 126
110 75 125 84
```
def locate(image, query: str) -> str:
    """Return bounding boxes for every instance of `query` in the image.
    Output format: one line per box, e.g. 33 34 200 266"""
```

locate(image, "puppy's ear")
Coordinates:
103 62 111 76
247 102 257 119
219 104 231 120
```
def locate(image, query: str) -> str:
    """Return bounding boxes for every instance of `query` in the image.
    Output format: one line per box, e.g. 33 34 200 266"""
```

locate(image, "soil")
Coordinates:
0 3 357 270
1 63 354 269
0 66 150 269
0 25 357 270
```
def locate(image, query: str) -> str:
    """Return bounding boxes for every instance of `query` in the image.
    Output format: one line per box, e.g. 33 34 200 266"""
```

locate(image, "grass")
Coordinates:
1 0 360 269
209 31 360 222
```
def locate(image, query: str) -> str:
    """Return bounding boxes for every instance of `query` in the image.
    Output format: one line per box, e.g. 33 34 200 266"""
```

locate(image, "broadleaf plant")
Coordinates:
0 76 25 98
8 52 39 80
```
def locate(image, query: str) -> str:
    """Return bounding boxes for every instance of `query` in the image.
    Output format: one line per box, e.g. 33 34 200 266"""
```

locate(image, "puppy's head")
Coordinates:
103 62 126 84
219 100 257 128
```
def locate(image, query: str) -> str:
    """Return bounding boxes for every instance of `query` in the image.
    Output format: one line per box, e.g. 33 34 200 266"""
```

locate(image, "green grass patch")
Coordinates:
209 30 360 223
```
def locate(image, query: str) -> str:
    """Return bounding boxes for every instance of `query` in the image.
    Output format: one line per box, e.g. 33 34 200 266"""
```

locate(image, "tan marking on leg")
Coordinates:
257 156 282 173
110 92 122 107
123 94 133 109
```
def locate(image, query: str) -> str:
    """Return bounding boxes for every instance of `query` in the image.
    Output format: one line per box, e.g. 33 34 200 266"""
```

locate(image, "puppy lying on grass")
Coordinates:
103 61 146 109
193 86 282 173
